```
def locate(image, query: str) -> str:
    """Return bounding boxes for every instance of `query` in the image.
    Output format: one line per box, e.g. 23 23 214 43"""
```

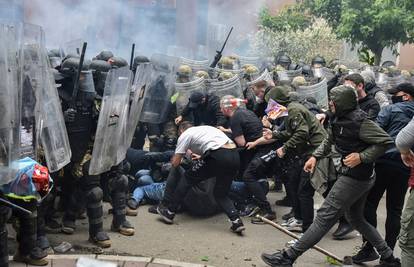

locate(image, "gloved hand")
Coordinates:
64 108 77 122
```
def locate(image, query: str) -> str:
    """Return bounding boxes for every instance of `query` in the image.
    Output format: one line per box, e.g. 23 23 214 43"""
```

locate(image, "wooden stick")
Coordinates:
256 215 343 263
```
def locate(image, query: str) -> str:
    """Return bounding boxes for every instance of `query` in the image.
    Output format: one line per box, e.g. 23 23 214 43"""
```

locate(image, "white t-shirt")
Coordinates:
175 126 233 155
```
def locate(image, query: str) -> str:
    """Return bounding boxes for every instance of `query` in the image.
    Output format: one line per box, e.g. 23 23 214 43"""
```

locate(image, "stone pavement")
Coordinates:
8 255 213 267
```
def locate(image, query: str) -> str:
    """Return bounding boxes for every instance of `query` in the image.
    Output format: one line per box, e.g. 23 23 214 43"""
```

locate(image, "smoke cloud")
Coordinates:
21 0 270 60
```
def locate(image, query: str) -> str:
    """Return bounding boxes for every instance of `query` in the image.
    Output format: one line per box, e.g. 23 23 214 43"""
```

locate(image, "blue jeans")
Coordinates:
131 169 166 203
135 169 154 186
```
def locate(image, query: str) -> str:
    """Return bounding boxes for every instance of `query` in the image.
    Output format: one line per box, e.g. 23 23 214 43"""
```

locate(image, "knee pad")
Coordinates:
86 187 103 203
110 175 129 192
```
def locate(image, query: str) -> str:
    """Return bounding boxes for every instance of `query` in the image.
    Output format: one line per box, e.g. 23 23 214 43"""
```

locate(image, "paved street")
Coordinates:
9 190 402 267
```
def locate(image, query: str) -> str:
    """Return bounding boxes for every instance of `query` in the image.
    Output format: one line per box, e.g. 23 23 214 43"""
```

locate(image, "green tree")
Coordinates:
301 0 414 65
259 5 312 33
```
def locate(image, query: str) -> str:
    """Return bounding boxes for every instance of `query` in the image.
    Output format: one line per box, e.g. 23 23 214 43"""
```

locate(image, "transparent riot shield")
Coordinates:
125 63 151 149
286 68 303 80
0 23 20 184
21 23 72 173
61 38 83 57
89 66 132 175
37 67 72 172
246 69 273 86
296 78 328 109
206 74 243 99
276 70 290 82
175 77 206 115
139 59 177 124
209 67 242 79
376 72 388 91
238 55 261 68
386 75 404 92
313 67 334 81
180 57 209 72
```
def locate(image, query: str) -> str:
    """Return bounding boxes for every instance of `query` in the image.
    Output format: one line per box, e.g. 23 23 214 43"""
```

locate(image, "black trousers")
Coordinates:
242 145 274 212
363 161 409 250
285 157 315 231
164 148 240 221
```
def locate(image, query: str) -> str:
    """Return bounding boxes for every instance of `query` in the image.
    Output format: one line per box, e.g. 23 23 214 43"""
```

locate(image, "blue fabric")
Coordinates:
376 101 414 140
132 182 166 203
135 169 154 186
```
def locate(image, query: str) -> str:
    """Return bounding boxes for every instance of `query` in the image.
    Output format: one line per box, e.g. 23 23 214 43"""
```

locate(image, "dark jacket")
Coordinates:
358 94 380 120
376 101 414 171
181 94 227 127
376 101 414 140
365 82 383 98
269 86 327 157
313 86 393 180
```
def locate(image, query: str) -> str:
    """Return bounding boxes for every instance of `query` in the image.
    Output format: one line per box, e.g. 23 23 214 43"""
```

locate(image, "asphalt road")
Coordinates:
41 190 402 267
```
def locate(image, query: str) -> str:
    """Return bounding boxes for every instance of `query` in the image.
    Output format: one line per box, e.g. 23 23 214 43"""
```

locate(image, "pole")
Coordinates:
256 215 343 263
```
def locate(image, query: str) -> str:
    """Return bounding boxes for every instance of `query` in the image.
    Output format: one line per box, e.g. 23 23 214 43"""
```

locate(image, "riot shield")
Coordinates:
246 69 272 86
139 58 177 124
180 57 209 72
313 67 334 80
276 70 290 82
175 77 206 115
376 72 387 91
61 38 83 57
206 74 243 99
238 55 261 68
0 23 20 184
296 78 328 109
21 23 72 173
125 63 151 149
386 75 404 92
89 66 132 175
209 67 242 79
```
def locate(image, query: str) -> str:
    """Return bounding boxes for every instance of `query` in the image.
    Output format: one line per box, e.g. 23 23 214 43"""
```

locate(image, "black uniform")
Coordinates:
59 74 108 243
230 108 275 216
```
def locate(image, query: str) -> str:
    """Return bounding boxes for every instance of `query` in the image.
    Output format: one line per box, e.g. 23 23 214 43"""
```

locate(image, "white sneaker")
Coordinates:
281 216 296 226
283 218 303 232
285 233 303 248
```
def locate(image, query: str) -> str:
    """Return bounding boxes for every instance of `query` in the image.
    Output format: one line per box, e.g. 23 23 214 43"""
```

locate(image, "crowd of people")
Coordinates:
1 23 414 267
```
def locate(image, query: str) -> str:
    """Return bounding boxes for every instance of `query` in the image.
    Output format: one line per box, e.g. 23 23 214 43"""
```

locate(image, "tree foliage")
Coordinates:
300 0 414 64
259 5 312 33
252 19 342 64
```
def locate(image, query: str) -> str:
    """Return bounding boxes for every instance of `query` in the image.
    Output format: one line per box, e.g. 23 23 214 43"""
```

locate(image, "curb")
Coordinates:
9 254 215 267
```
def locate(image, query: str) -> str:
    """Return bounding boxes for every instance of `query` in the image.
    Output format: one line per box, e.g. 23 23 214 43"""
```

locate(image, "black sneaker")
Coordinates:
156 203 175 224
332 220 354 239
352 242 379 264
251 211 276 224
261 249 294 267
275 197 291 207
148 206 158 214
282 210 294 221
127 199 139 210
230 218 245 233
374 256 401 267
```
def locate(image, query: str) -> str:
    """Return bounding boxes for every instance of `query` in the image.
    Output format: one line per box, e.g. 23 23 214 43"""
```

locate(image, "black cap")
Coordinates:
188 91 205 109
388 83 414 97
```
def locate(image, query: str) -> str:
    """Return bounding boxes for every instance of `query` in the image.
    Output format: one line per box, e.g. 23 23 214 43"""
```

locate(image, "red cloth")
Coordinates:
409 167 414 189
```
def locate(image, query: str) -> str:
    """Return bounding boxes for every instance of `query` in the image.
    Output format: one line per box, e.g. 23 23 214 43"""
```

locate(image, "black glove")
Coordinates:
64 108 77 122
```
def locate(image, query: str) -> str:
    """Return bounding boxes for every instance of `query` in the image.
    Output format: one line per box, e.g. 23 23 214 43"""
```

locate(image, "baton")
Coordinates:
0 197 32 215
256 214 343 263
70 42 88 108
129 43 135 71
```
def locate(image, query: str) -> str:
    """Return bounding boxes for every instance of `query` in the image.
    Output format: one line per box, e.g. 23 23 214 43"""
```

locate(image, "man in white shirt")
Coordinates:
156 122 245 233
